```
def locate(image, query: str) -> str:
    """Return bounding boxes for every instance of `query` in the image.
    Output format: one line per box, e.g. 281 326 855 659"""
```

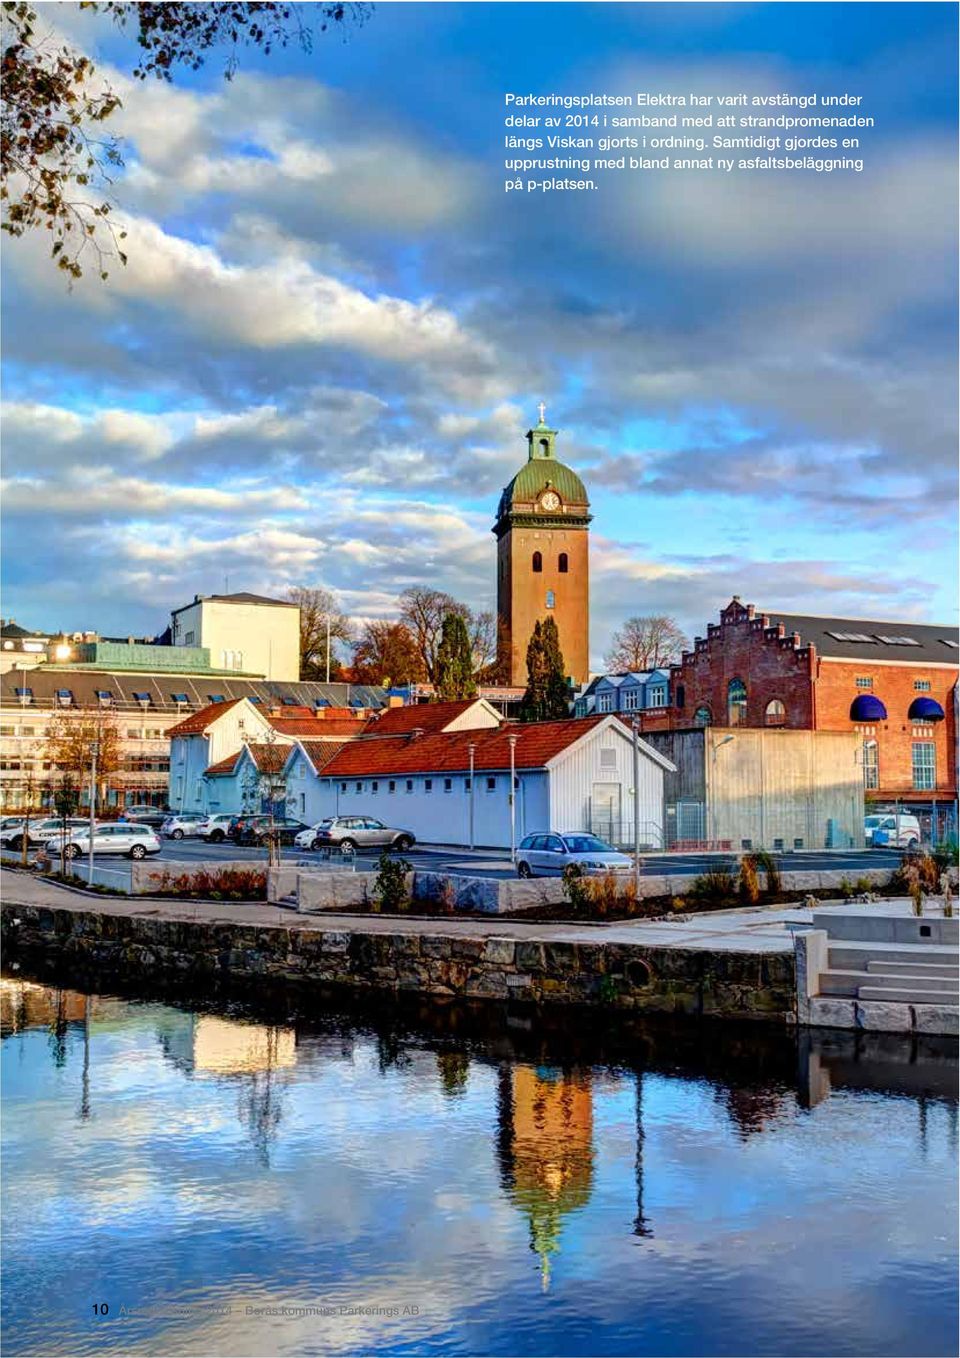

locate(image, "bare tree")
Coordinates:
288 586 352 681
469 610 498 678
603 616 689 673
398 587 470 684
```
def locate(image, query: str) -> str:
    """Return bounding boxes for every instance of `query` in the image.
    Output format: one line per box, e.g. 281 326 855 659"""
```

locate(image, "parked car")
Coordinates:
197 813 236 843
57 823 162 860
865 813 921 849
1 817 89 850
515 832 634 878
160 812 207 840
237 816 311 847
228 813 261 841
122 806 169 829
294 816 416 854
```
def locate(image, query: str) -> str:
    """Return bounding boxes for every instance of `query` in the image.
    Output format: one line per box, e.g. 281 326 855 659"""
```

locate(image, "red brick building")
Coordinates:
644 598 958 828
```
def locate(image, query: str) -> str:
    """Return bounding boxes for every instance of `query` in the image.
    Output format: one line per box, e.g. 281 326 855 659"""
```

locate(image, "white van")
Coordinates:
865 813 921 849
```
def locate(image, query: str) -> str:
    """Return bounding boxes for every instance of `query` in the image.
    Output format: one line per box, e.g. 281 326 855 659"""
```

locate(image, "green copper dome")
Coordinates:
494 415 591 528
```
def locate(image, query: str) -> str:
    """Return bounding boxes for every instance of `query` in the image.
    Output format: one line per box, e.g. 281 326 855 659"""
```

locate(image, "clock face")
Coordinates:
540 491 561 511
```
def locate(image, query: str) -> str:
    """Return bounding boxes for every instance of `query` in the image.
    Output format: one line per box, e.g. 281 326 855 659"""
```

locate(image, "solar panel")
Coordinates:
249 696 263 704
940 639 958 650
876 635 921 646
281 696 297 706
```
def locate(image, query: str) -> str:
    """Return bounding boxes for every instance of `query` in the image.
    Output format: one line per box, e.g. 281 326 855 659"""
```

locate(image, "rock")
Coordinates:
911 1003 959 1037
855 1000 913 1033
807 996 857 1029
482 937 516 965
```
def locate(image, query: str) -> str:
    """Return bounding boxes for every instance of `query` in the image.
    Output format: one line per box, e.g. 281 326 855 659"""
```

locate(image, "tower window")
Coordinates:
765 699 786 727
546 590 555 609
558 552 568 573
532 551 543 573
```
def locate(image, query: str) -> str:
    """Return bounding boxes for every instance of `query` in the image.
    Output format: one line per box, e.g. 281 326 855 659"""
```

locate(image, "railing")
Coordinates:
587 817 665 851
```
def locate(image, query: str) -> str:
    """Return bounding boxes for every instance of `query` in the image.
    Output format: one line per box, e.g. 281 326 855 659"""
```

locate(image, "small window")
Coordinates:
773 838 784 851
371 780 378 794
340 782 347 793
914 679 932 692
794 838 804 850
676 685 685 709
406 779 413 793
600 747 617 769
208 694 225 704
355 781 363 793
133 691 151 704
764 699 786 727
558 553 568 574
648 687 667 708
486 776 496 791
425 778 433 793
464 777 472 792
444 778 452 792
388 780 396 793
727 678 747 726
855 677 873 690
545 590 555 609
172 693 189 704
741 839 752 851
532 551 543 573
862 740 879 790
597 693 612 714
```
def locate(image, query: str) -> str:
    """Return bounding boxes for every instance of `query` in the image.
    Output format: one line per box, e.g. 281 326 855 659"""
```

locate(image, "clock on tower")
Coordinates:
493 406 591 686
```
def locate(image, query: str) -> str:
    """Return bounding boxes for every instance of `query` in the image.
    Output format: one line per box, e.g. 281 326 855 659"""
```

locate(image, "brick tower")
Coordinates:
494 406 591 685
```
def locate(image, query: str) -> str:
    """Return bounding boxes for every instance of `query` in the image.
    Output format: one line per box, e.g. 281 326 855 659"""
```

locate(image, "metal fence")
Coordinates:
587 817 665 852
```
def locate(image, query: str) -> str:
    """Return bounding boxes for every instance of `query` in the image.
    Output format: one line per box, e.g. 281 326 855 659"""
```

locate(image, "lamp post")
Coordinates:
88 738 100 886
631 715 642 894
468 743 476 851
508 734 518 862
710 735 735 848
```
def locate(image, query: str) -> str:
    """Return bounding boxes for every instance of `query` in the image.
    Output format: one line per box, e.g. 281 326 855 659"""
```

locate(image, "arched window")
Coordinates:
558 552 568 574
764 699 786 727
532 551 542 573
694 706 712 727
539 438 550 457
545 590 555 609
727 678 747 726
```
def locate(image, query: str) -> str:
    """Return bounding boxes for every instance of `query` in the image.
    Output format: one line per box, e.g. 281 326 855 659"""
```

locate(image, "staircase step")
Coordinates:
858 986 959 1006
865 959 959 978
829 942 959 970
820 969 958 997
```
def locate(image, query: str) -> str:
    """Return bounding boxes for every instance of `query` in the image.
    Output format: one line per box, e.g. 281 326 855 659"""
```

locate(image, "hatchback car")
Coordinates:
197 813 236 843
160 813 207 840
122 806 169 829
294 816 416 854
59 823 162 860
515 832 634 878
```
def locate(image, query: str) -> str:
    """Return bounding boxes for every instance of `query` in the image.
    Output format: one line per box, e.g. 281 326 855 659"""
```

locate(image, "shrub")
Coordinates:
144 866 266 900
839 876 854 899
739 854 761 905
932 837 959 870
752 849 781 896
689 865 738 909
374 850 410 912
891 851 938 895
561 862 591 914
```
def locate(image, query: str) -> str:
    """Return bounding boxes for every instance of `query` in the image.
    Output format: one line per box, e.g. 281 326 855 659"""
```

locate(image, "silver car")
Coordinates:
160 813 207 840
516 832 634 878
58 823 162 860
294 816 415 854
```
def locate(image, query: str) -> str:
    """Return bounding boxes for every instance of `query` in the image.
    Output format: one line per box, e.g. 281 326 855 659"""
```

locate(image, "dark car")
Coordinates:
237 816 311 847
123 806 169 829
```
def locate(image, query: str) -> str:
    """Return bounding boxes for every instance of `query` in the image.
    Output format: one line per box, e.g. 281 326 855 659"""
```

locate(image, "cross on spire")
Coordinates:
537 400 547 425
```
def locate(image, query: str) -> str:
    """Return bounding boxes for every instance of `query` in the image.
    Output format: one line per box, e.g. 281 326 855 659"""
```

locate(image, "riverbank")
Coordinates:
1 868 796 1021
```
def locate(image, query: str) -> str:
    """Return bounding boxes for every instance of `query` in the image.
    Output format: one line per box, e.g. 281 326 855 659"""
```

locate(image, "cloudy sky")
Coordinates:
2 2 957 664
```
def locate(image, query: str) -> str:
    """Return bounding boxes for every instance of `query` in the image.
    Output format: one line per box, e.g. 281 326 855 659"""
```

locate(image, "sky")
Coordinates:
2 1 957 667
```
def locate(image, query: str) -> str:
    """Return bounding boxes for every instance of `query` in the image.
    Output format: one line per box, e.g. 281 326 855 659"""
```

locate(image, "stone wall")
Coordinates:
0 903 796 1022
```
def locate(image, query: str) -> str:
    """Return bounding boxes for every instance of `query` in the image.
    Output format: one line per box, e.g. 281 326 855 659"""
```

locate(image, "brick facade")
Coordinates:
644 598 958 813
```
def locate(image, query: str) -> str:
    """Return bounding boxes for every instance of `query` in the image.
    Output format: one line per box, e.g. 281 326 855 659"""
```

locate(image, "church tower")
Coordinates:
494 406 591 686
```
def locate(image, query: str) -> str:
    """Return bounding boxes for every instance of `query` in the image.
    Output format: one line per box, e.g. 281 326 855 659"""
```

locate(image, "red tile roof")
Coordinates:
362 699 487 737
269 716 370 737
246 742 289 774
167 698 244 737
298 739 351 773
323 715 614 779
204 750 244 777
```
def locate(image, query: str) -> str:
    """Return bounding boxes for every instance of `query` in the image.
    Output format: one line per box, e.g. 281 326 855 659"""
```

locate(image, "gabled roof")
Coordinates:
269 716 368 737
322 714 673 779
167 697 244 736
245 742 289 774
296 739 351 773
204 750 245 778
362 698 496 737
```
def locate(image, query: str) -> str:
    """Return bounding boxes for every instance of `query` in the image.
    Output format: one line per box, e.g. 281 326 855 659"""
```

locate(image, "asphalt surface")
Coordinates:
56 837 906 880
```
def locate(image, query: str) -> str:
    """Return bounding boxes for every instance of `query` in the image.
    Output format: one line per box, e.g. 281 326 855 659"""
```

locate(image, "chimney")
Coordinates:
409 727 425 741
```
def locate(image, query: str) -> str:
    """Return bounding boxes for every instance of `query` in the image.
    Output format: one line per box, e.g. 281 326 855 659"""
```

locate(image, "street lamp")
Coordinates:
710 735 735 849
468 743 476 851
88 738 100 885
507 734 518 862
631 715 642 894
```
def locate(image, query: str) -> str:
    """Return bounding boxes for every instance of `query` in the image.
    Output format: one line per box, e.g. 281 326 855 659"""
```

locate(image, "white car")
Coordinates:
865 813 921 849
515 832 634 878
1 817 89 850
58 823 162 860
197 813 235 843
160 813 207 840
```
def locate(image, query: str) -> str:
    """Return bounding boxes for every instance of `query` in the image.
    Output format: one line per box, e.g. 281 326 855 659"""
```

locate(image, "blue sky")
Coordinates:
2 2 957 664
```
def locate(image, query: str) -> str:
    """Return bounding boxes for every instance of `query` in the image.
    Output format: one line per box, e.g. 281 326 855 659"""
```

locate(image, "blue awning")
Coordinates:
850 694 888 721
908 697 945 722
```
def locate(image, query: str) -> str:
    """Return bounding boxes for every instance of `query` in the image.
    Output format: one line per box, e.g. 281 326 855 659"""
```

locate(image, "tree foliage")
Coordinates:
521 618 570 722
603 614 688 672
435 612 477 702
43 705 120 810
351 620 425 688
288 584 352 681
1 1 369 279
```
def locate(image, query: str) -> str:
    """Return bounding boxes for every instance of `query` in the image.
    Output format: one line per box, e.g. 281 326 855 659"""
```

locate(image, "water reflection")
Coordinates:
2 972 957 1357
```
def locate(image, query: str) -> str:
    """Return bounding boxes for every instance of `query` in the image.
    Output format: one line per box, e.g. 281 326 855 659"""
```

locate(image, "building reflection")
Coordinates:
156 1013 297 1165
496 1065 595 1289
0 977 88 1039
